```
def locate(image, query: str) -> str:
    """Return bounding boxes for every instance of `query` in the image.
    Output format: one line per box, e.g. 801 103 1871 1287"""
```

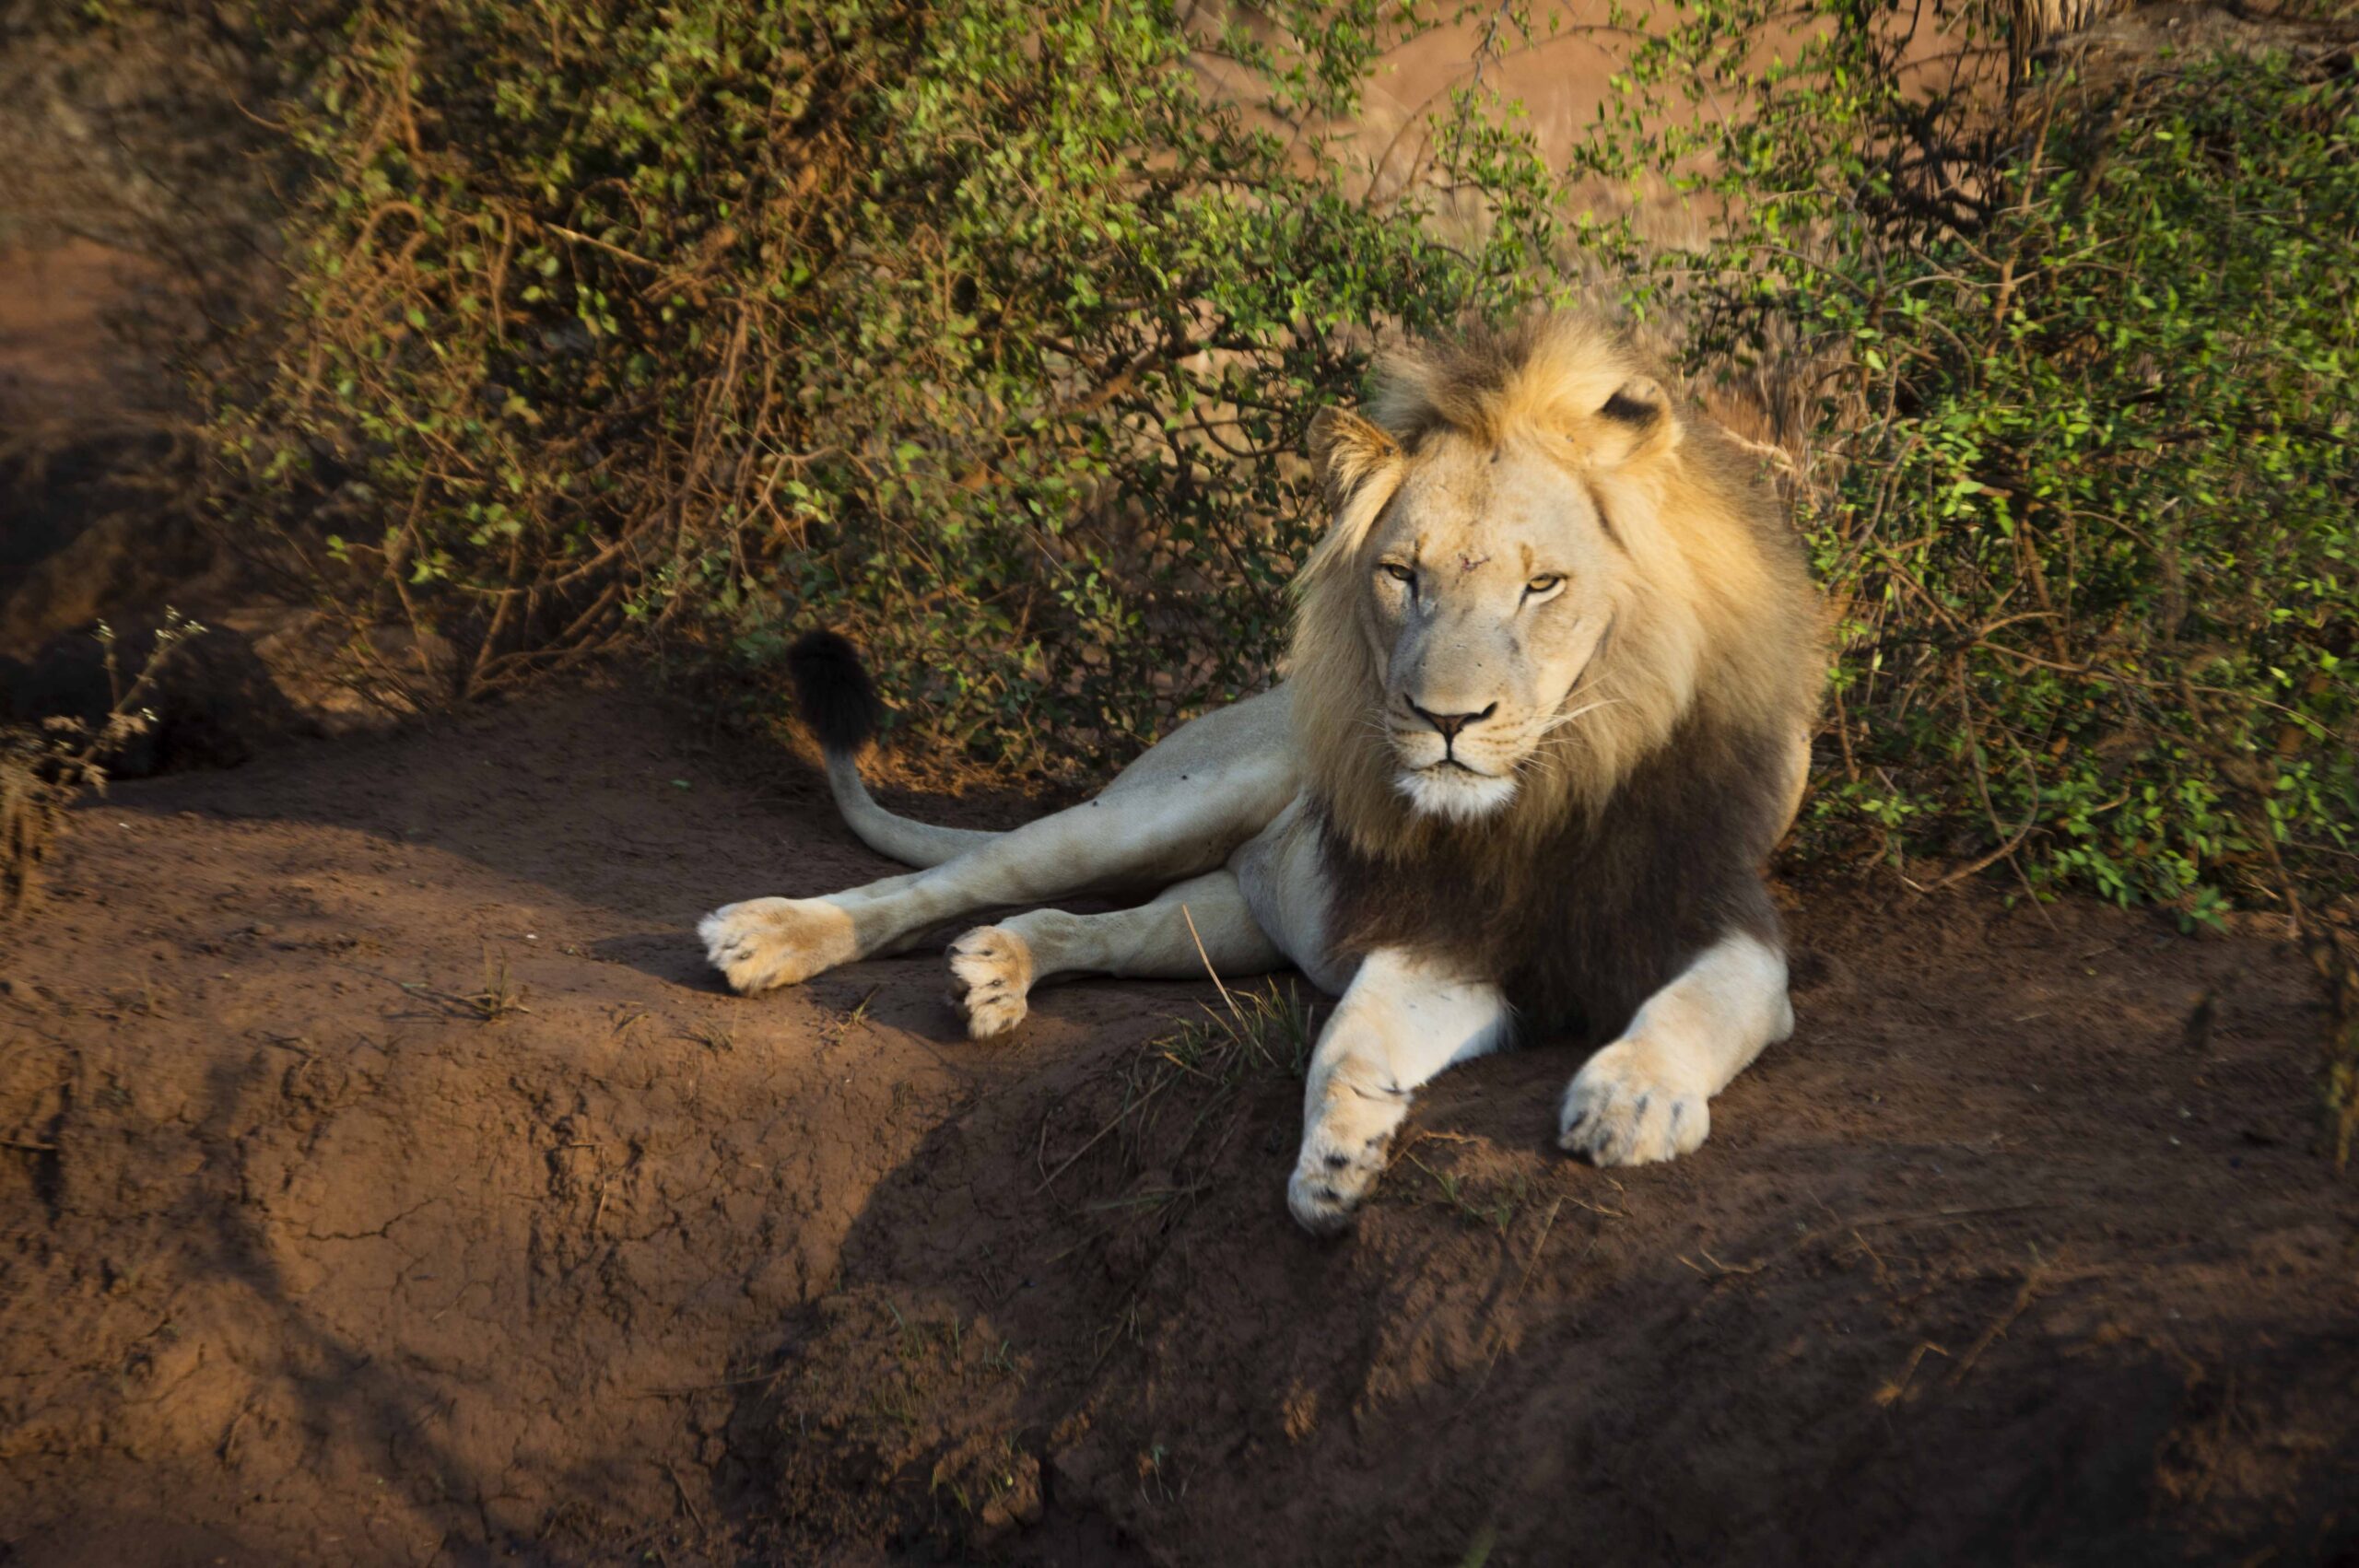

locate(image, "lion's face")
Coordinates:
1357 433 1625 823
1294 322 1797 858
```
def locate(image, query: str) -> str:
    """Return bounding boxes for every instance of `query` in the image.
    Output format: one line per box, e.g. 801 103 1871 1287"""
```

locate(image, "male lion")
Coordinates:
701 314 1825 1233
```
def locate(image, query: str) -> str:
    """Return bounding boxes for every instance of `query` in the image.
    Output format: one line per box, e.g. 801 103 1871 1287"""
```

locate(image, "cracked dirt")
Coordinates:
2 681 2355 1565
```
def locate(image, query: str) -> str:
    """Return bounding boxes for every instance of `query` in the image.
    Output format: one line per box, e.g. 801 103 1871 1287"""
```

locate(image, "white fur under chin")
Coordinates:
1396 766 1519 823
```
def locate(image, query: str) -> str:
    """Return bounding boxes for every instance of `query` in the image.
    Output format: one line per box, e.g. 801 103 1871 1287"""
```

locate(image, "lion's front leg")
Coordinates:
1558 929 1792 1166
1287 949 1510 1235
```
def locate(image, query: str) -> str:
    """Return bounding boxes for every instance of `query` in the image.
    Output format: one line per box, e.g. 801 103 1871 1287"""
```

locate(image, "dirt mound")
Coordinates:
2 683 2354 1566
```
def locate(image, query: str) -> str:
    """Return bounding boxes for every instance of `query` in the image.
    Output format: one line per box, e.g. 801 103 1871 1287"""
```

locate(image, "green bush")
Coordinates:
1806 54 2359 915
199 0 2356 917
1578 8 2358 914
209 0 1564 771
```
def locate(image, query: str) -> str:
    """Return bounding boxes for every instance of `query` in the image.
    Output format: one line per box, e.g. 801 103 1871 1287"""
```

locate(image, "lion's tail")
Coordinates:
787 631 1002 870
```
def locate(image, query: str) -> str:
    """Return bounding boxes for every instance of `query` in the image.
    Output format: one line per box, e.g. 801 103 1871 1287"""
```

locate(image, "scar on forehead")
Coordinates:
1458 552 1491 572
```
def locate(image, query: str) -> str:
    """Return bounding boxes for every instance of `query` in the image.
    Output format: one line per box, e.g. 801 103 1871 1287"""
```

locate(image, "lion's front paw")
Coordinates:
1287 1140 1391 1236
1286 1081 1406 1235
698 897 857 993
946 925 1033 1040
1557 1040 1710 1166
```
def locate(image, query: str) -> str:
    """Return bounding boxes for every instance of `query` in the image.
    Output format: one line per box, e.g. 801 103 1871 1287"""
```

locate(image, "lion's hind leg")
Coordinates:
946 869 1283 1039
705 737 1292 996
1557 929 1792 1166
698 869 924 993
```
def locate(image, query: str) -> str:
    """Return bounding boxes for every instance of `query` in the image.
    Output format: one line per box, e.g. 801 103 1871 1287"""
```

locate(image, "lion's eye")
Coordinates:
1379 561 1416 585
1525 574 1565 596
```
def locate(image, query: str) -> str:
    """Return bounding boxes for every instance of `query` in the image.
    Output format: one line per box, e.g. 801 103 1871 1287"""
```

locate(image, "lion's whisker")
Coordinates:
1537 697 1624 737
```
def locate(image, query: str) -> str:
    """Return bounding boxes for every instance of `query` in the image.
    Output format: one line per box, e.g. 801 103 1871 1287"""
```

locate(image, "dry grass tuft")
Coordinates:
460 953 532 1023
2 613 202 920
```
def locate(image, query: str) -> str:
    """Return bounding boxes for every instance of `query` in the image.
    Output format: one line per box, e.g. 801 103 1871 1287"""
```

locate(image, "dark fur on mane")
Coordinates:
1318 691 1792 1041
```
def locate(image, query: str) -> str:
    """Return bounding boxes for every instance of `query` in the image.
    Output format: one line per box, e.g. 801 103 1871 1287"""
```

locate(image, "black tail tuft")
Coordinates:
787 630 883 755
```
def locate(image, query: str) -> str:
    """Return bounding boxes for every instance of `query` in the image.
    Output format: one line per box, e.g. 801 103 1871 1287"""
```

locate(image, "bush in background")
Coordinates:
205 0 1573 771
1572 6 2357 917
1808 53 2357 917
182 0 2355 924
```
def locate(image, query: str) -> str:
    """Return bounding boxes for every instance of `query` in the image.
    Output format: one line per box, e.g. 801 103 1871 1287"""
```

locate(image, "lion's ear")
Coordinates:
1589 375 1683 467
1309 406 1403 512
1303 405 1406 582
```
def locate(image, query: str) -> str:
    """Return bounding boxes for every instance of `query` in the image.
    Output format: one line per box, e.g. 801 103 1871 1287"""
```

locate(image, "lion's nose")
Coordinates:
1408 701 1498 740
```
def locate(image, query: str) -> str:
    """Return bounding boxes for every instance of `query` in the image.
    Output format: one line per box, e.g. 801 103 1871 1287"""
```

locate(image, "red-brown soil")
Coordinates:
2 682 2354 1567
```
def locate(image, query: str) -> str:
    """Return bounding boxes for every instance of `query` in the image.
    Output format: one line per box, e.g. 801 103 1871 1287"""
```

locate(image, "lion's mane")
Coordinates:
1290 315 1826 1037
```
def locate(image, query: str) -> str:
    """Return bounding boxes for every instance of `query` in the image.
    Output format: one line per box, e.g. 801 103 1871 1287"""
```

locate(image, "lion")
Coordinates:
700 313 1826 1234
